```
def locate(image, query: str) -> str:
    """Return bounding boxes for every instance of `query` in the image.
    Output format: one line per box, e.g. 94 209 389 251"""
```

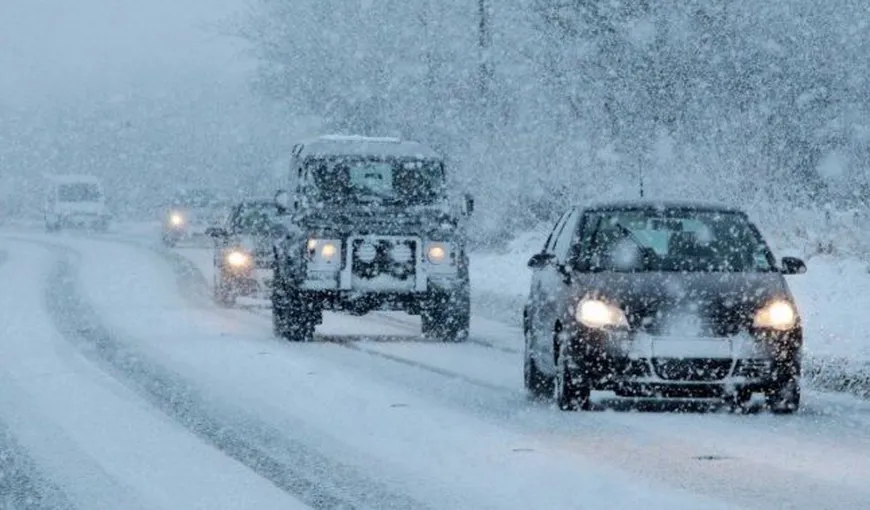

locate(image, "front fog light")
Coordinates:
754 300 797 330
575 299 628 329
226 251 250 267
391 243 412 263
356 242 377 263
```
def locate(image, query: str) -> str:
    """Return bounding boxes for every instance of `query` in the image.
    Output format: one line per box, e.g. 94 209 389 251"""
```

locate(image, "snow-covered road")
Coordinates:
2 228 870 509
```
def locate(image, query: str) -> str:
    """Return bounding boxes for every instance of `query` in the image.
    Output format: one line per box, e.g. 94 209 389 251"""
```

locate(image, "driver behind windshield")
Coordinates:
582 211 774 273
310 158 444 206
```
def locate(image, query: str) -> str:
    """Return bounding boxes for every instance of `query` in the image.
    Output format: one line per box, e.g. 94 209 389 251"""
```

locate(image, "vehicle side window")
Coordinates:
565 213 591 266
552 210 581 262
543 211 570 253
228 206 242 231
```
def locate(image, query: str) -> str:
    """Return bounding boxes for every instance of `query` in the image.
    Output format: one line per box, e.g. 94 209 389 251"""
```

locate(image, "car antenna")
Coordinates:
638 154 644 198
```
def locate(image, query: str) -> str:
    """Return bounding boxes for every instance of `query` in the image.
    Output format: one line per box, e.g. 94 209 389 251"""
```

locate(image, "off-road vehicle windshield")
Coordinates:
307 157 446 206
579 209 776 273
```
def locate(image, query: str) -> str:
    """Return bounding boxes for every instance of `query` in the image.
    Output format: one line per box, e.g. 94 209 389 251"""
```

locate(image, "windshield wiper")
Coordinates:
613 222 658 270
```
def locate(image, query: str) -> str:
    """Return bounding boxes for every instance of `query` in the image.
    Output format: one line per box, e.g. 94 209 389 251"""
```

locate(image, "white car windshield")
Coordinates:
579 209 777 273
58 183 101 202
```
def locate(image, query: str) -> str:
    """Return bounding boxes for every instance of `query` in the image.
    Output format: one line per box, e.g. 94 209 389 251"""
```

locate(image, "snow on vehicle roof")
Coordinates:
583 199 742 214
298 134 442 160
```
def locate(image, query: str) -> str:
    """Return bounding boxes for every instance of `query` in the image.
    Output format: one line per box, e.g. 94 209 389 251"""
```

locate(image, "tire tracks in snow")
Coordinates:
22 237 429 510
99 232 870 417
0 241 76 510
56 232 870 509
0 422 76 510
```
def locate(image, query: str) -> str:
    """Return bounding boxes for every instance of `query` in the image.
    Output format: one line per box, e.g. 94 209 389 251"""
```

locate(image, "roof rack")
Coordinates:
317 134 402 143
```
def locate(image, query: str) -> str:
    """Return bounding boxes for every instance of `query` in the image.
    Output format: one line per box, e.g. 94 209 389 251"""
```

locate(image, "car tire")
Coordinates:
725 388 753 413
214 274 236 307
554 332 591 411
766 376 801 414
271 268 316 342
421 286 470 343
524 351 555 400
524 318 554 399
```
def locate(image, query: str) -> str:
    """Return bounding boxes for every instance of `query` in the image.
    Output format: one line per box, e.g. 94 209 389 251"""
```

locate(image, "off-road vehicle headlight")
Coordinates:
425 242 450 264
575 298 629 329
753 300 798 331
307 238 341 268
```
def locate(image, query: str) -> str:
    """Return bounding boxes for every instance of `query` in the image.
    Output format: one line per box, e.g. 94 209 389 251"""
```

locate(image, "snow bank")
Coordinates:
471 229 870 399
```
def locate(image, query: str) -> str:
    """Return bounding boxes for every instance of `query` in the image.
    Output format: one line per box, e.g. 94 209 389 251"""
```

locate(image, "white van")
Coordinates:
44 175 110 231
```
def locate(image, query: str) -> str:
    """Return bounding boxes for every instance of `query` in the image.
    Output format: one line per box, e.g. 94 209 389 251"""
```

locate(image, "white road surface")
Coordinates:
2 227 870 509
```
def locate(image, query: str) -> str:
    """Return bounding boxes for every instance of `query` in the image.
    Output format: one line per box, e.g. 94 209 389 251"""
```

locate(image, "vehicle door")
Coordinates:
535 208 582 374
527 209 572 359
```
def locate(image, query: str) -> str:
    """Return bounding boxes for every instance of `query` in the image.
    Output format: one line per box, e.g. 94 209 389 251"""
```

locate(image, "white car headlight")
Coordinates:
575 299 628 329
169 213 184 226
226 250 250 268
753 300 798 331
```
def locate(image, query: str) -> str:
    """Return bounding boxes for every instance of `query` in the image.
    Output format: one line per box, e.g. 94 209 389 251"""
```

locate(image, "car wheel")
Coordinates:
524 349 555 401
725 388 753 413
554 332 591 411
214 274 235 307
421 287 470 343
766 377 800 414
271 269 316 342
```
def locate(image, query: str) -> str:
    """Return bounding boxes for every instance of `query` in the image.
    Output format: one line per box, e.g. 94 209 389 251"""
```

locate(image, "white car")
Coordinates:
44 175 110 232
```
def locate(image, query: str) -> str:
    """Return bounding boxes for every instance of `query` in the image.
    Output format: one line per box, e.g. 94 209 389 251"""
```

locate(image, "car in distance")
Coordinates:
161 189 228 247
523 200 806 413
270 134 474 342
43 174 110 232
205 199 284 306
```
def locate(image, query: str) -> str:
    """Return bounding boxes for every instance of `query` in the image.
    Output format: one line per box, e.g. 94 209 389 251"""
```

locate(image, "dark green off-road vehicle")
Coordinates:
270 135 474 342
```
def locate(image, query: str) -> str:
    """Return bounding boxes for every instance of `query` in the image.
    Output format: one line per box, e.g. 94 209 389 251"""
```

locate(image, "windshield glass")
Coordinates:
236 203 280 231
172 190 219 209
578 209 776 272
308 157 445 206
58 183 102 202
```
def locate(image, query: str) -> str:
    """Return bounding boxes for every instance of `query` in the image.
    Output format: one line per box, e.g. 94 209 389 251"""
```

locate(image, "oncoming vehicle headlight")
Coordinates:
307 238 341 266
575 299 628 329
169 212 184 226
226 250 250 268
753 300 798 331
426 242 449 264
